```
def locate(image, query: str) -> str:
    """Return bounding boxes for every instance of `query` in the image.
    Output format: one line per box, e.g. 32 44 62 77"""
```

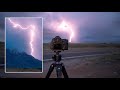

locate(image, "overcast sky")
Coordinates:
0 12 120 43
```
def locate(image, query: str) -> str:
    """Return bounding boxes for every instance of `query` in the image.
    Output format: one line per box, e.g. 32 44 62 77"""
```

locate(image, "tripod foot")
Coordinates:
62 63 69 78
45 63 55 78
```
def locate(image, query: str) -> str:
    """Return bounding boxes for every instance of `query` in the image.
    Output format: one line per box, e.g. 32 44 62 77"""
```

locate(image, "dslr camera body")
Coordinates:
50 36 68 51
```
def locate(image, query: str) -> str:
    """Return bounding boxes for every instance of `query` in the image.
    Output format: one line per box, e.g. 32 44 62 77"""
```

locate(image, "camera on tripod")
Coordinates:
50 36 68 51
46 36 69 78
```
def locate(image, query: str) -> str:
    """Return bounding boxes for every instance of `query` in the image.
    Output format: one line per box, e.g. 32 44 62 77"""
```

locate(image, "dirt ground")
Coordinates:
0 47 120 78
40 53 120 78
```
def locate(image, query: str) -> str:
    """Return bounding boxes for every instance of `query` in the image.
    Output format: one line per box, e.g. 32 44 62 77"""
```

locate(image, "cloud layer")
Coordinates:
0 12 120 43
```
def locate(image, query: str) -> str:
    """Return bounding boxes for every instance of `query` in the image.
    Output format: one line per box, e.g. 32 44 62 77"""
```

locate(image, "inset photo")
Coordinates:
5 17 43 73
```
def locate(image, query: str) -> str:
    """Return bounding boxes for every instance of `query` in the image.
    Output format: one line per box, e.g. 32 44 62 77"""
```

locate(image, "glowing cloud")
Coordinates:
58 21 74 42
49 20 74 42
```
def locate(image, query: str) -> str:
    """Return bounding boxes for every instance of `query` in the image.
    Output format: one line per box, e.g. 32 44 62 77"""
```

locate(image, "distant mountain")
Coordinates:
6 49 42 69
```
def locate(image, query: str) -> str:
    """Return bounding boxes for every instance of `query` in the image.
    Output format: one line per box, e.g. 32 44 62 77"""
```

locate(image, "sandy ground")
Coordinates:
38 53 120 78
1 52 118 78
0 47 120 78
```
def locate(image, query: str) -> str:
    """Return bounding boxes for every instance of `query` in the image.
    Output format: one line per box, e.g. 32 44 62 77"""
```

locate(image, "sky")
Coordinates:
0 12 120 43
6 17 43 60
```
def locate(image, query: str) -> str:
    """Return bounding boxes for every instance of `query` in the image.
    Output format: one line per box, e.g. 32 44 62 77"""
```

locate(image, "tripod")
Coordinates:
46 51 69 78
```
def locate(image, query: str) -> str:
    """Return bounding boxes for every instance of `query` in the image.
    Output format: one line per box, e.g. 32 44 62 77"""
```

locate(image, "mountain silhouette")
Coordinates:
6 49 42 69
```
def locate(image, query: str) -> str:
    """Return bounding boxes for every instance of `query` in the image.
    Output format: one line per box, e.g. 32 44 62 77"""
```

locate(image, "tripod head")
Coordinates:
52 51 62 62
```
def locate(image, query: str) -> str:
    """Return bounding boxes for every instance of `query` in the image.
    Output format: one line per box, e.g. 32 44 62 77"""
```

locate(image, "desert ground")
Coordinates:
0 43 120 78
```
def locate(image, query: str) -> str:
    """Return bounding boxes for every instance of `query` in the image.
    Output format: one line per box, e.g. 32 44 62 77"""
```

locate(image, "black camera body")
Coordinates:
50 36 68 51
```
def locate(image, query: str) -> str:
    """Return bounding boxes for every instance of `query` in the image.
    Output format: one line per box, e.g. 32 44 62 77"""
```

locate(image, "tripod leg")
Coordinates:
62 63 69 78
56 64 62 78
45 63 55 78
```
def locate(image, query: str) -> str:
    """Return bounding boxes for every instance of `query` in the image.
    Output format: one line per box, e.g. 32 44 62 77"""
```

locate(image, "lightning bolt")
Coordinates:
8 18 35 56
69 28 74 42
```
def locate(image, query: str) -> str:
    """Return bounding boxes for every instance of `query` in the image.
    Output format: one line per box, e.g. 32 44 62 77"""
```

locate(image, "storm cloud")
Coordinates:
0 12 120 43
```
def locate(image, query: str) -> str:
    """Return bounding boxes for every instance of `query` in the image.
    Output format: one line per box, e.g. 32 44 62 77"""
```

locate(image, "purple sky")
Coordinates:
0 12 120 43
